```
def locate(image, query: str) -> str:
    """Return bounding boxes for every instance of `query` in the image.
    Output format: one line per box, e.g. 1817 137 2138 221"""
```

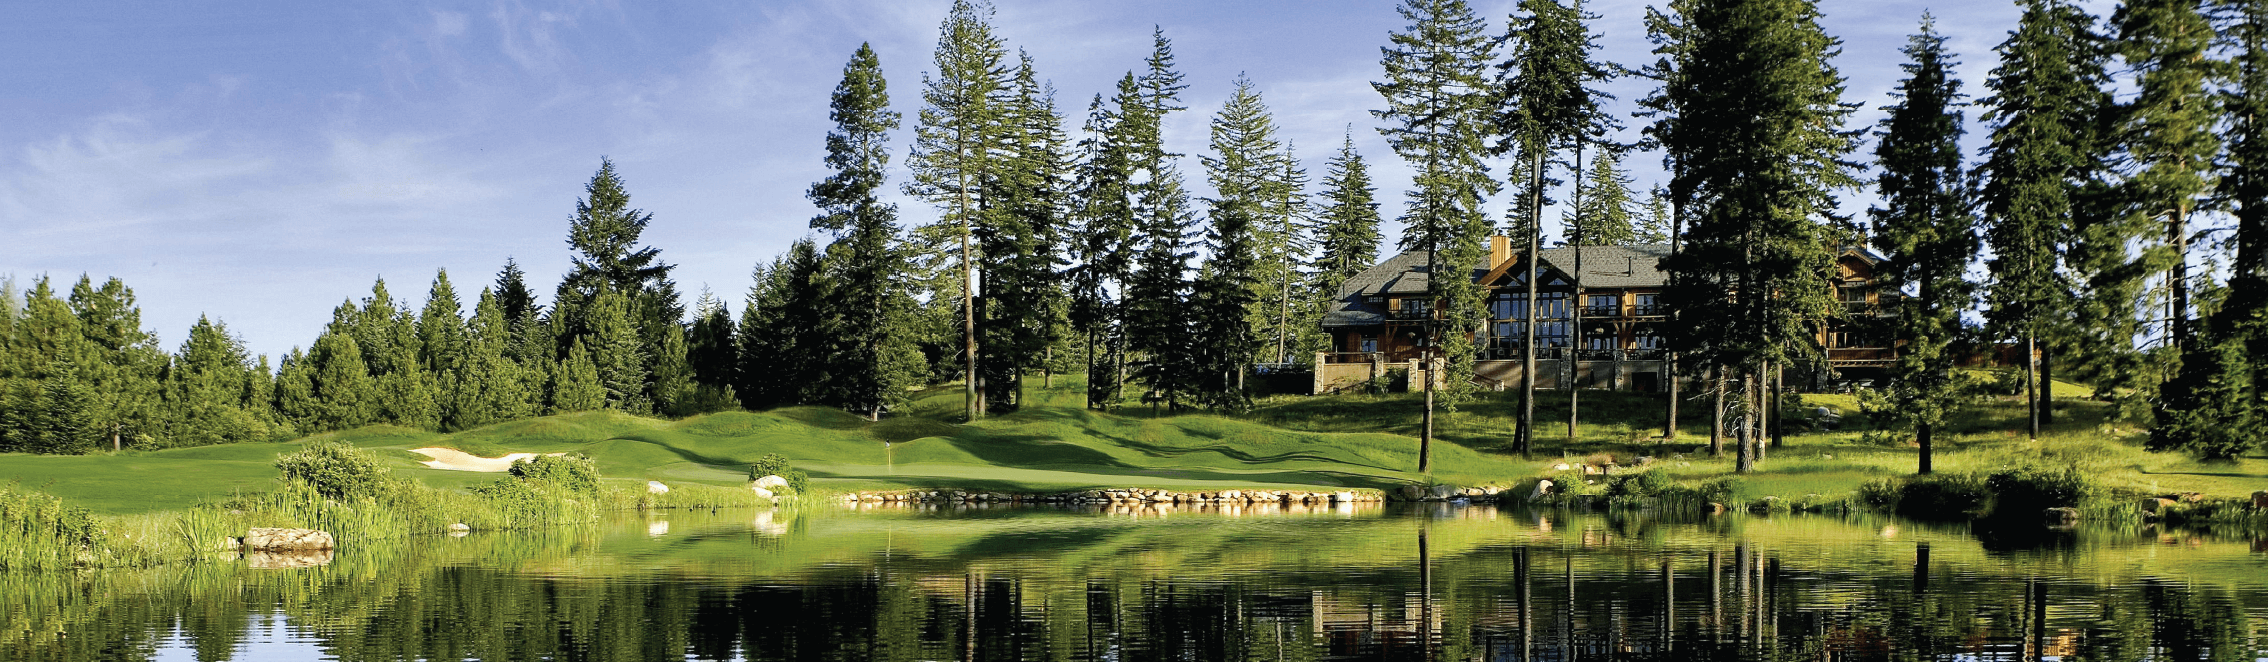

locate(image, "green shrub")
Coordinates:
509 453 599 495
748 453 810 495
273 440 397 501
1856 477 1902 509
1897 472 1991 520
1985 464 2093 517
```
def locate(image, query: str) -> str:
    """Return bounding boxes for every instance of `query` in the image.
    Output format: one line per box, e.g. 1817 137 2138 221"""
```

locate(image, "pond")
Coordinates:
7 503 2267 661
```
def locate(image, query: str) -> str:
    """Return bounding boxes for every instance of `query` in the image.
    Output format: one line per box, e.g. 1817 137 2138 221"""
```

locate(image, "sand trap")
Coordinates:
408 447 567 472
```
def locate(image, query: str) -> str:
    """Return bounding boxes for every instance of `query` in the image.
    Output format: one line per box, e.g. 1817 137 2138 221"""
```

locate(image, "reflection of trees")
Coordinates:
5 512 2268 661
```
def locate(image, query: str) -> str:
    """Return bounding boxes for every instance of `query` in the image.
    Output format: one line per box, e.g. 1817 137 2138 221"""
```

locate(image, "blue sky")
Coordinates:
4 0 2103 360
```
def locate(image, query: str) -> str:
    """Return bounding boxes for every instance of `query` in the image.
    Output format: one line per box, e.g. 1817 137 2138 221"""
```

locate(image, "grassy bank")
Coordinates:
2 372 2261 566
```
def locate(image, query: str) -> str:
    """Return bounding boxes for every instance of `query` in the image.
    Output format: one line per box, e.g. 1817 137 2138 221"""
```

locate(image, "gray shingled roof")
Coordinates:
1535 244 1671 288
1321 243 1673 328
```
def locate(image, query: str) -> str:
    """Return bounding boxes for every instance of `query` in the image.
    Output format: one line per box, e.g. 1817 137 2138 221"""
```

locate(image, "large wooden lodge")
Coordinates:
1313 236 1894 394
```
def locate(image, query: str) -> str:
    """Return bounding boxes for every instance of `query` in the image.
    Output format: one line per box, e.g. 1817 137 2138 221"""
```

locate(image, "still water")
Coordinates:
7 503 2268 661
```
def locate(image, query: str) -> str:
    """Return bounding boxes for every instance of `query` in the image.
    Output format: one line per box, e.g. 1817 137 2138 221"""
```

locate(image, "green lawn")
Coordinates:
3 372 2259 515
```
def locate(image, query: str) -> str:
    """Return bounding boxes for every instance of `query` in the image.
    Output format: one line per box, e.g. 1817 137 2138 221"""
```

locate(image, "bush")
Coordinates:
509 454 599 495
1897 472 1991 520
748 453 810 495
1856 477 1902 509
1985 464 2093 517
273 440 397 502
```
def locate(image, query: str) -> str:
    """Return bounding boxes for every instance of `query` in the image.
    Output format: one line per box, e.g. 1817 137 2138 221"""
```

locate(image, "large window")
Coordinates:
1358 334 1378 353
1398 298 1431 317
1535 321 1570 347
1585 294 1620 317
1535 292 1569 319
1490 293 1524 320
1634 293 1661 315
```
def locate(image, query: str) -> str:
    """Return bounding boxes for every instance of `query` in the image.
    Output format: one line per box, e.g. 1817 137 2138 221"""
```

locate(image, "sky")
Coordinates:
2 0 2116 361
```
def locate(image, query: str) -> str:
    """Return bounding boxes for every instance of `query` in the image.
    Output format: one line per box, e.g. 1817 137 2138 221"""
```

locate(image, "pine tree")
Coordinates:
1496 0 1610 453
1067 77 1143 410
1122 29 1201 411
64 276 166 451
1571 150 1641 246
563 160 675 299
1309 131 1385 308
685 289 741 411
417 270 471 429
1978 0 2109 438
1191 81 1310 368
974 53 1070 413
552 338 605 413
165 316 278 447
805 44 925 420
584 287 650 413
1192 78 1279 409
1871 16 1979 474
1647 0 1860 473
1637 188 1673 243
1376 0 1499 471
308 327 377 432
906 0 1008 421
2117 0 2224 433
2152 0 2268 458
738 242 831 409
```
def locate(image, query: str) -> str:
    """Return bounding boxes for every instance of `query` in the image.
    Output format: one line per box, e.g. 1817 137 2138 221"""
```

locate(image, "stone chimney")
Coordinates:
1489 234 1511 269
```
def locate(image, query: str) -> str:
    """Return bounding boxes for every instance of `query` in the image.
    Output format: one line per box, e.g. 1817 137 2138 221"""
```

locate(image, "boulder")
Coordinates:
2141 497 2177 514
1528 480 1555 501
247 549 333 569
1398 485 1424 501
2043 507 2080 526
647 481 671 494
1551 463 1571 471
243 528 335 552
446 523 470 534
1332 491 1355 503
1428 484 1459 500
750 486 775 500
754 475 791 491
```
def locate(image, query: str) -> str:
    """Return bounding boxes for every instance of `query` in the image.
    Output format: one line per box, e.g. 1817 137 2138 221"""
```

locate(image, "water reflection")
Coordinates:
5 504 2265 661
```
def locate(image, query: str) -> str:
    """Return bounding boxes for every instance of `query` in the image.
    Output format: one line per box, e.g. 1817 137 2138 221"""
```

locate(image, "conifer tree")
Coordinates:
1193 78 1279 409
1123 29 1200 411
1497 0 1610 453
1309 131 1385 307
584 287 650 413
552 338 605 413
1637 189 1673 243
1978 0 2109 438
64 276 166 450
165 316 278 446
1646 0 1859 473
975 53 1070 412
308 327 377 431
2115 0 2223 428
685 289 740 411
2153 0 2268 458
1871 16 1978 474
493 259 543 361
906 0 1008 421
1067 77 1143 409
417 270 472 428
738 242 831 409
1571 150 1641 247
810 43 924 419
1377 0 1499 471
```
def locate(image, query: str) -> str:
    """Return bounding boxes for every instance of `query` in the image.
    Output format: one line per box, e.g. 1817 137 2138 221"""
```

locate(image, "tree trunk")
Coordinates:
1734 377 1753 474
1568 142 1585 444
2171 204 2191 354
1518 146 1546 455
962 220 981 421
1768 363 1784 449
1043 346 1053 389
1917 420 1933 474
1421 355 1435 474
2025 330 2039 440
1710 368 1726 457
1752 370 1767 463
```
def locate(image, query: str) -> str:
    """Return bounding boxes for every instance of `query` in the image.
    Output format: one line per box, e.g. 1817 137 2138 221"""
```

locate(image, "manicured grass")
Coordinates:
4 371 2259 517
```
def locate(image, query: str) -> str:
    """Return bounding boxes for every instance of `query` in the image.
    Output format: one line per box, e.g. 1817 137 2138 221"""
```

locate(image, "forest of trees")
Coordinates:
2 0 2263 464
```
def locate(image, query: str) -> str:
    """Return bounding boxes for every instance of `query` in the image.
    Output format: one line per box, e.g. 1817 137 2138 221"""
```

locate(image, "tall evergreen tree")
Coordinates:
1067 77 1143 410
906 0 1008 421
585 287 650 414
552 339 605 413
2154 0 2268 458
1497 0 1610 453
1378 0 1499 471
1978 0 2110 438
685 289 740 411
1193 78 1279 410
1647 0 1860 473
811 43 925 420
975 53 1070 413
1871 16 1979 474
2116 0 2224 430
1571 150 1642 246
1309 131 1385 305
165 316 282 446
737 242 831 409
64 276 166 451
1122 29 1200 411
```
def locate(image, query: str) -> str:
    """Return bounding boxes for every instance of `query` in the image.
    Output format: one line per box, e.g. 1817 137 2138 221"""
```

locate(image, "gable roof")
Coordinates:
1322 243 1674 328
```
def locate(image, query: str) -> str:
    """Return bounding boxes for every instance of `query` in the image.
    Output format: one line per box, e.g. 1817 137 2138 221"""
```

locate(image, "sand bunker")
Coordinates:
408 447 566 472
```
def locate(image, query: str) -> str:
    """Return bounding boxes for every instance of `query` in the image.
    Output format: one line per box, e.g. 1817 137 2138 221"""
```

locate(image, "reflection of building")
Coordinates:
1314 237 1894 394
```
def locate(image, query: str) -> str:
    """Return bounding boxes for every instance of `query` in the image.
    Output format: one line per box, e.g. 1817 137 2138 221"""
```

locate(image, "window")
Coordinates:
1585 294 1620 317
1535 292 1569 319
1633 333 1662 350
1491 293 1526 320
1535 321 1570 347
1399 298 1431 317
1358 334 1378 353
1586 335 1616 351
1365 296 1385 304
1841 284 1868 311
1634 293 1661 315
